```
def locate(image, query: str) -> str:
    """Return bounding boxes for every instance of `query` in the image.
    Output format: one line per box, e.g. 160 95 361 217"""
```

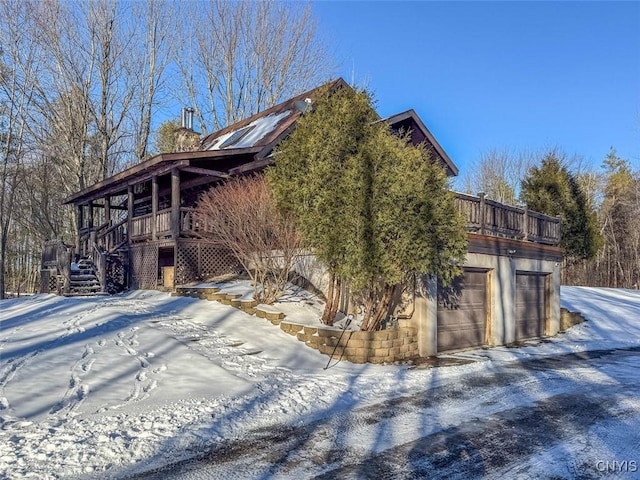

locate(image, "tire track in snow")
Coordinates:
136 350 640 480
0 298 109 396
45 297 168 416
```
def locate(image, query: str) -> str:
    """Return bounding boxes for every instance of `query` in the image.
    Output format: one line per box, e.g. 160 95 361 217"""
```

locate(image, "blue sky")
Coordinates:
312 1 640 181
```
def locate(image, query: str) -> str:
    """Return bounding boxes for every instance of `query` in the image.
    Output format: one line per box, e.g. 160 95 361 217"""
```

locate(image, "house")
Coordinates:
40 78 562 356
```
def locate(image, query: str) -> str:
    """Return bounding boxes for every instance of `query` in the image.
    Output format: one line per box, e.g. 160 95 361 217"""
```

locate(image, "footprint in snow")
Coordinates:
153 364 167 374
143 380 158 393
81 359 95 373
77 384 90 399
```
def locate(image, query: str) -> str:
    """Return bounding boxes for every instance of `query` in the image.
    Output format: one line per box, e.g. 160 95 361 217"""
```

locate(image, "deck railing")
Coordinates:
454 192 561 246
180 207 208 234
77 194 561 252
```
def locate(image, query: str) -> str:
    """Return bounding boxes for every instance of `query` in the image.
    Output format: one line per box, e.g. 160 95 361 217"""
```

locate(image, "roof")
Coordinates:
65 78 458 205
199 78 350 153
383 110 458 177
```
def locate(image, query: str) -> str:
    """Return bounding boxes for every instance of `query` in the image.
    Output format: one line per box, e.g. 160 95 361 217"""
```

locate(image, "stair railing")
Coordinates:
92 244 108 294
96 218 127 253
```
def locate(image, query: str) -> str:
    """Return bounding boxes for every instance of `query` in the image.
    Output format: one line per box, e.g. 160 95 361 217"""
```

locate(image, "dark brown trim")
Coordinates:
171 169 180 239
127 186 134 244
63 148 262 205
151 175 158 241
467 233 563 262
383 109 458 177
228 157 273 175
179 165 230 178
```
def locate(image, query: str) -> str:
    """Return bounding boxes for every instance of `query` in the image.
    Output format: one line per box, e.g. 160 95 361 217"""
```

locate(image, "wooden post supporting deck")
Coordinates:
88 201 94 229
522 206 529 241
75 205 83 257
105 195 111 226
478 192 486 236
171 168 180 239
127 185 134 241
152 175 158 241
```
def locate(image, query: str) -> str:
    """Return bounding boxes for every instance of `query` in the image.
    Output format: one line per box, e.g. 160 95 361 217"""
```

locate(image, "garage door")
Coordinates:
437 269 487 352
515 272 546 340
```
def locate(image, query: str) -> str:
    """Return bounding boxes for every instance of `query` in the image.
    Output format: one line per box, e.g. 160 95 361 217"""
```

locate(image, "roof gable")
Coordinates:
384 110 458 177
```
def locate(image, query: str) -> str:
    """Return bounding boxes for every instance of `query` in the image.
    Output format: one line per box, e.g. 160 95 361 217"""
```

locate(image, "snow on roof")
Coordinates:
206 110 292 151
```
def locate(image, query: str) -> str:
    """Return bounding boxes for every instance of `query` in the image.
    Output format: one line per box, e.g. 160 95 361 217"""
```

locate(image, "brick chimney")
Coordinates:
174 107 200 152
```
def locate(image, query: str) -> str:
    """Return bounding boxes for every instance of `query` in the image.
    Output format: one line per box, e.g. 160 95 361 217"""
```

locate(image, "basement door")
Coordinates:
437 269 488 352
515 272 547 340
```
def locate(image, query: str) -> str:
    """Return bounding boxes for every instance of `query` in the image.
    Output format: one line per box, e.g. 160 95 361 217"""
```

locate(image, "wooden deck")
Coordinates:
454 192 561 245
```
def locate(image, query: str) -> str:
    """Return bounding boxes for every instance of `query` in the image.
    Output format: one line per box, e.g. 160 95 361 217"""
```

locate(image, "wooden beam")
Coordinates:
88 201 94 229
75 205 82 257
152 175 158 241
227 157 273 175
127 185 134 246
64 149 261 205
105 195 111 225
466 234 563 262
179 175 222 192
91 203 127 211
179 165 230 178
171 168 180 239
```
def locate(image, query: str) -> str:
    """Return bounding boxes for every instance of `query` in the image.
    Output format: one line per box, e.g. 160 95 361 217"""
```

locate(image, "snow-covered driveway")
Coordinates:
134 346 640 479
1 286 640 479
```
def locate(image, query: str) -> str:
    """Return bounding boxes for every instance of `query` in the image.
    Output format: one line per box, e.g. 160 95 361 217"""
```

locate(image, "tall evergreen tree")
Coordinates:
521 151 601 261
269 84 467 329
268 84 375 324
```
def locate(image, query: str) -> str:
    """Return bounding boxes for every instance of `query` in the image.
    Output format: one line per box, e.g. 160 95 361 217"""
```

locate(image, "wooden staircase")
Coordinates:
41 217 129 296
66 257 105 296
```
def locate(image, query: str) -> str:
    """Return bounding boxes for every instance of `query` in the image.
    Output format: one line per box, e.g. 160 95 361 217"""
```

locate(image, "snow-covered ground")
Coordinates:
1 286 640 479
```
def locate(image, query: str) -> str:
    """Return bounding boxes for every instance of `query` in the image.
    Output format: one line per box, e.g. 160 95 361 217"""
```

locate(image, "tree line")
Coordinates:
0 0 331 298
465 147 640 288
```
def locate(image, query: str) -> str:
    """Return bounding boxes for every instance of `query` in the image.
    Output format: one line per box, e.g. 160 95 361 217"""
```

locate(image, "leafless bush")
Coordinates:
196 175 302 304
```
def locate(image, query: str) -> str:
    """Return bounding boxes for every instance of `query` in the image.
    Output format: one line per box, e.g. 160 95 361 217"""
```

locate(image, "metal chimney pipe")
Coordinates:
181 107 187 129
185 107 194 130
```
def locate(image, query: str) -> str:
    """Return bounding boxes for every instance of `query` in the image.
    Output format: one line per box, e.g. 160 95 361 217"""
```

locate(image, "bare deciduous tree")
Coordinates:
462 148 534 204
0 0 332 297
0 0 40 298
131 0 174 162
196 176 302 304
174 0 333 134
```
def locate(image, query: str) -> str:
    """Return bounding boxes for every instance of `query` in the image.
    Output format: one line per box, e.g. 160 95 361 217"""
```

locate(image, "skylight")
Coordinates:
218 126 255 149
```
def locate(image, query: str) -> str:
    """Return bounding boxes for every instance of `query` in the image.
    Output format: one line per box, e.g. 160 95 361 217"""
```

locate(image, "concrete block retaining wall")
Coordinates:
560 308 586 331
174 286 418 364
274 318 418 364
